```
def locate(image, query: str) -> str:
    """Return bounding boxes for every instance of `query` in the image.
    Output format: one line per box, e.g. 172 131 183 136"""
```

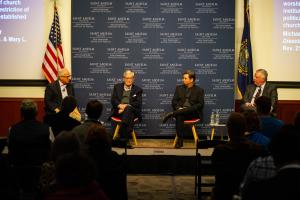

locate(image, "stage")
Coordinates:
113 139 215 175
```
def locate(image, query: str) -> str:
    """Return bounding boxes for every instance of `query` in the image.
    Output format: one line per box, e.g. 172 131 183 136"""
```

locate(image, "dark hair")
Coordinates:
269 124 300 167
294 112 300 131
255 96 271 115
20 99 37 120
61 96 77 114
51 131 80 161
242 109 260 132
183 70 196 82
55 152 96 187
85 100 103 120
85 124 111 152
227 112 246 139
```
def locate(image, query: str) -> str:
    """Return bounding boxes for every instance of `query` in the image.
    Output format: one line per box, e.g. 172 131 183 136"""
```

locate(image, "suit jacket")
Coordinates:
44 80 75 115
242 82 278 111
110 83 143 120
8 120 51 166
171 85 204 119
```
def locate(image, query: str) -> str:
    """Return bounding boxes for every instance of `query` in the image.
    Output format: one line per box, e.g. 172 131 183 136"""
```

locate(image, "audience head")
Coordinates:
254 68 268 86
55 152 96 188
242 109 260 132
86 124 112 152
20 99 38 120
269 124 300 168
58 68 71 85
255 96 271 115
294 112 300 131
85 100 103 120
61 96 77 114
226 112 246 140
51 131 80 161
123 69 135 87
182 70 196 87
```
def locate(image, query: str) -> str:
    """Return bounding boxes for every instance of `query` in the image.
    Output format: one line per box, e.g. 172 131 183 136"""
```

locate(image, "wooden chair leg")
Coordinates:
131 130 138 145
210 127 215 140
173 135 178 147
113 124 120 140
191 125 199 145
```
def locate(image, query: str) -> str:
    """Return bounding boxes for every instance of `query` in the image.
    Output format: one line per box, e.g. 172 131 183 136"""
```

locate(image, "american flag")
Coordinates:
42 4 64 83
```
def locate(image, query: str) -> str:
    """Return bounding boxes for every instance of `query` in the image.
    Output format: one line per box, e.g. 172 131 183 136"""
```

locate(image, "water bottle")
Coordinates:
210 111 215 125
215 111 220 125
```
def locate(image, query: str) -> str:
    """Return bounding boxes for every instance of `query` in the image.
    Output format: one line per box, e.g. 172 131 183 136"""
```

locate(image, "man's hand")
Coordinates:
54 108 60 113
245 102 254 107
118 104 128 114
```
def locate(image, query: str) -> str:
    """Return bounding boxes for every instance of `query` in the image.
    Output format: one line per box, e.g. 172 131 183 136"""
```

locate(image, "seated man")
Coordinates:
110 69 142 148
44 68 81 121
162 70 204 148
241 68 278 114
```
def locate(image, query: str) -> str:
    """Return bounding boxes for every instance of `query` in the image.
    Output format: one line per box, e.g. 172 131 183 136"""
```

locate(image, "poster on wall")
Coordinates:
72 0 235 137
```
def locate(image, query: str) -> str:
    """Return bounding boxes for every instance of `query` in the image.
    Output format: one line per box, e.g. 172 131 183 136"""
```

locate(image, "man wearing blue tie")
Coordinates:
241 69 278 113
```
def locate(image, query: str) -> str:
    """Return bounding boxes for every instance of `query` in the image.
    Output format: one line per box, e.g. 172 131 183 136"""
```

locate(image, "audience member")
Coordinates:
294 111 300 131
38 131 80 198
45 152 108 200
44 96 81 137
8 99 51 166
242 109 270 151
255 96 284 139
86 124 127 200
242 125 300 200
73 100 103 152
211 112 265 200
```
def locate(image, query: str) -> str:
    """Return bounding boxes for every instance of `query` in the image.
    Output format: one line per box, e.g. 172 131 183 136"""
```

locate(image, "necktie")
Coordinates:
254 86 262 101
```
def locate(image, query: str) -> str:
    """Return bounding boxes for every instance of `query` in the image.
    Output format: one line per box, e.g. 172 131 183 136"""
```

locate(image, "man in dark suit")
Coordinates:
44 68 74 115
162 70 204 148
110 70 142 147
241 69 278 113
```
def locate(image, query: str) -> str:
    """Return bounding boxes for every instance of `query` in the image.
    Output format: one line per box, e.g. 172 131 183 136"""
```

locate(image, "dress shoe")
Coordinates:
162 112 173 123
126 141 133 149
175 139 183 149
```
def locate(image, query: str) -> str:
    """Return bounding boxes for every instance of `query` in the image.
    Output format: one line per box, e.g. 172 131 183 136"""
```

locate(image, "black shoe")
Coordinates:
126 141 133 149
175 139 183 149
162 112 173 123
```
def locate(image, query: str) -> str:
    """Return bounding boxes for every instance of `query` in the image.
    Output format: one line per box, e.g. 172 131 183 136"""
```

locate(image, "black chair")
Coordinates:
195 139 228 200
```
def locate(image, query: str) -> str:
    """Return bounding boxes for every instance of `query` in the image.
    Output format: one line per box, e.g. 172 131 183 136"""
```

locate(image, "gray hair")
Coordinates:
123 69 135 78
20 99 37 119
256 69 268 81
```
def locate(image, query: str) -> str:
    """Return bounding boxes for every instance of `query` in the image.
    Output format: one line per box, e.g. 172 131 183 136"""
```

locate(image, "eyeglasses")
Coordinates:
61 75 71 78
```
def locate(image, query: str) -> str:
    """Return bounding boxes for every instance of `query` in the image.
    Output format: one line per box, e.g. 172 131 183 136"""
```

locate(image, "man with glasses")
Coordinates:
110 69 142 148
44 68 75 115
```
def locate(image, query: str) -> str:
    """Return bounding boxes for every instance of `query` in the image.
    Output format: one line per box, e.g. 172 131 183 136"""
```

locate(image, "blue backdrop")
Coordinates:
71 0 235 137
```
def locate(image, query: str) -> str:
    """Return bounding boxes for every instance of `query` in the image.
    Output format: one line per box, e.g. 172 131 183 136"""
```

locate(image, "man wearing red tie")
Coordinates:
242 69 278 113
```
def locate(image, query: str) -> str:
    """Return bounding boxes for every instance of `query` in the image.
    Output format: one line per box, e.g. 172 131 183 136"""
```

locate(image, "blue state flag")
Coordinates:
237 0 253 97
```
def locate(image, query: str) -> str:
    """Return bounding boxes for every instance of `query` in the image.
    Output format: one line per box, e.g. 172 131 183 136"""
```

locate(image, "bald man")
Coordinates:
44 68 75 115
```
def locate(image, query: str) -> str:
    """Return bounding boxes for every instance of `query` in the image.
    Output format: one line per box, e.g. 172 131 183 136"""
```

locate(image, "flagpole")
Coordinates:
54 0 59 74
